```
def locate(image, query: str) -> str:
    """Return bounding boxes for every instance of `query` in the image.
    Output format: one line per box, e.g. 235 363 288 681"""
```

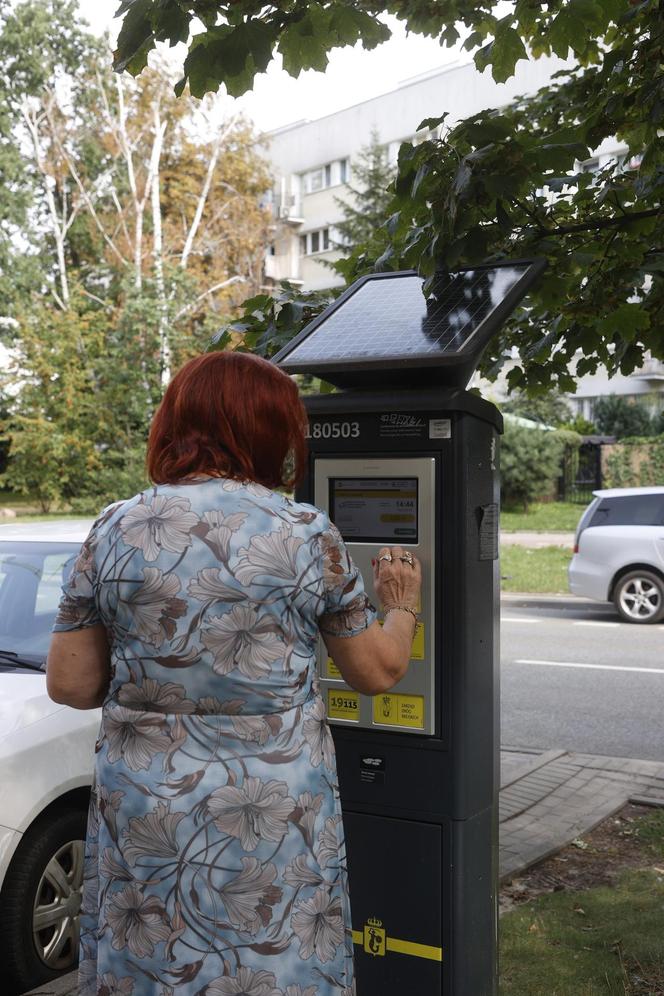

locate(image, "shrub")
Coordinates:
593 395 654 438
501 421 580 510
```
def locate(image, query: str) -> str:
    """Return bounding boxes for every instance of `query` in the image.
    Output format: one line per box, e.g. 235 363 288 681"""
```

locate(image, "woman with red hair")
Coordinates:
47 351 421 996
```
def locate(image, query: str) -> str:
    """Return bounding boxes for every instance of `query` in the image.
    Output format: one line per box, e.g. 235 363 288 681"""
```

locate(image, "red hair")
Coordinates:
147 352 308 489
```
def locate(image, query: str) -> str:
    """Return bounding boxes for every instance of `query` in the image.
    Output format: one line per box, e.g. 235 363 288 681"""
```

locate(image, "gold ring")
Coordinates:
399 554 413 564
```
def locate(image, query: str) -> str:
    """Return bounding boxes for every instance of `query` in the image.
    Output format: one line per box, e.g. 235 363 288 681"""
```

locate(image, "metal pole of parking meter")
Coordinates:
272 261 546 996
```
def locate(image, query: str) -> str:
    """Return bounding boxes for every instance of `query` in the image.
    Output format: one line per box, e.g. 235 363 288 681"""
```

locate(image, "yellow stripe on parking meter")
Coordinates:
351 928 443 962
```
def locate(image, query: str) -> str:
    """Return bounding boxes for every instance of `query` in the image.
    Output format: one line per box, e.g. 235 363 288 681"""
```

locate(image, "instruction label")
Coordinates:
411 624 425 660
326 657 341 679
372 693 425 729
429 418 451 439
328 689 360 721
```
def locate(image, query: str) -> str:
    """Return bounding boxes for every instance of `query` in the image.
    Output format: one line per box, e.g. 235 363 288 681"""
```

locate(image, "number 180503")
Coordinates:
306 421 360 440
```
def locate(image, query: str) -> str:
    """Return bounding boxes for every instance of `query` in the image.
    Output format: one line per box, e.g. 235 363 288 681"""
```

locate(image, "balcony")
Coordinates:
264 254 302 284
274 198 304 226
633 357 664 381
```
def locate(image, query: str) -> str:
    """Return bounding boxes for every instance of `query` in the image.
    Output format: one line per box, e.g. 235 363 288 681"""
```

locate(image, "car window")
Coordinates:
576 497 599 536
0 541 80 661
589 494 664 527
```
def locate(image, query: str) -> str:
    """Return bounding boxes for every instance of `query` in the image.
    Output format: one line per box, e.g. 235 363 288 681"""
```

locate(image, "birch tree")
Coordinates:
0 0 272 508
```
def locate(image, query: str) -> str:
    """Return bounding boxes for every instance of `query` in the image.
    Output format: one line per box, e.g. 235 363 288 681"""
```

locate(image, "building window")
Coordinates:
308 168 324 193
302 159 351 193
301 228 331 255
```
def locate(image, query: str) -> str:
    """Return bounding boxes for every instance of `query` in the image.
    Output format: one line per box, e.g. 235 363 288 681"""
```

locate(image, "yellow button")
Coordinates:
397 695 425 729
373 693 398 725
328 689 360 721
327 657 341 679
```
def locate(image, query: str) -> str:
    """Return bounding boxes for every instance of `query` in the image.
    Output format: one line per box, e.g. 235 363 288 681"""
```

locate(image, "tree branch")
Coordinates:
518 207 661 238
173 276 246 321
180 114 238 270
20 99 70 307
42 94 129 269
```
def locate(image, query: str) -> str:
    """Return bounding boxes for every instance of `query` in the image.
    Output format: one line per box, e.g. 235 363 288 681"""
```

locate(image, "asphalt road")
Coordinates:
501 595 664 762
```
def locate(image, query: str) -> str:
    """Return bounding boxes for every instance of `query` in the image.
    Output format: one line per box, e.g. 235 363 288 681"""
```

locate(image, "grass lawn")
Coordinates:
501 544 573 594
501 502 584 533
501 869 664 994
0 495 85 523
500 808 664 995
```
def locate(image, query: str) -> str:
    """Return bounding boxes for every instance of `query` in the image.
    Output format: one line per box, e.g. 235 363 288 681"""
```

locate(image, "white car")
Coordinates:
569 487 664 623
0 520 98 995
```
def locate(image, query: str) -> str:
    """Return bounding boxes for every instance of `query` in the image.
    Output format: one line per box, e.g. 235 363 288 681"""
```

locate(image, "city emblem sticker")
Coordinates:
364 917 386 957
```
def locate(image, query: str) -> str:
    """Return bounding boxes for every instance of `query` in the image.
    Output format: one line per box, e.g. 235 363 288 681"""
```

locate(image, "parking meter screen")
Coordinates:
330 478 418 543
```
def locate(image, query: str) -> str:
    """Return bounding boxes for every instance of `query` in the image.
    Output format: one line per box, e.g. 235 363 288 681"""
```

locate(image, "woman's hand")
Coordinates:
372 546 422 611
322 547 422 696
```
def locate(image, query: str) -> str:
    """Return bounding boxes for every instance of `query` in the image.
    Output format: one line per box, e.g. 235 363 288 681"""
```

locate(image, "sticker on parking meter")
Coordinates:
429 418 451 439
373 693 398 725
411 624 425 660
326 657 342 679
328 690 360 721
373 693 424 729
479 503 499 561
397 695 425 729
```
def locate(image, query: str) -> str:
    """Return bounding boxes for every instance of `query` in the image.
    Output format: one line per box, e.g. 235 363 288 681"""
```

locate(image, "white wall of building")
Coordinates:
265 56 576 290
264 56 661 412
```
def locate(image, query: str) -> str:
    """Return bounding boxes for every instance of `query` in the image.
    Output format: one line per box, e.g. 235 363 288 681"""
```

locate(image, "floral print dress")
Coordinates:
53 479 375 996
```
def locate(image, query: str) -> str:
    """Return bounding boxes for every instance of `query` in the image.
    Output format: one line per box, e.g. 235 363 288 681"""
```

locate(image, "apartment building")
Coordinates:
264 58 663 415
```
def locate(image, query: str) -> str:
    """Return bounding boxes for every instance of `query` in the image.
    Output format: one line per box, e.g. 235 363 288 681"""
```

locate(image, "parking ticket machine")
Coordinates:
273 261 546 996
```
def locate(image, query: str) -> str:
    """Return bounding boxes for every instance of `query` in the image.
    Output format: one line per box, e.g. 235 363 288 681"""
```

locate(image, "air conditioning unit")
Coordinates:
278 205 291 220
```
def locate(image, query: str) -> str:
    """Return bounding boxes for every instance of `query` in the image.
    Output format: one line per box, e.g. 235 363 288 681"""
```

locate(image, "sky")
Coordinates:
78 1 468 133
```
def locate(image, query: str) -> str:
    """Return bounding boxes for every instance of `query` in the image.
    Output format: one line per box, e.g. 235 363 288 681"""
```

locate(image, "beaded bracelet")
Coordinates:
383 605 419 627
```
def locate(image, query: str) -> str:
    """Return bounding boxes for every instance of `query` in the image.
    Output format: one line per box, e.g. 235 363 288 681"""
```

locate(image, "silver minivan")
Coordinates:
569 487 664 623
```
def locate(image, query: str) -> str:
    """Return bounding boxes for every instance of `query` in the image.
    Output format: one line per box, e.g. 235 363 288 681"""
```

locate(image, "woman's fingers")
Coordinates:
374 546 422 608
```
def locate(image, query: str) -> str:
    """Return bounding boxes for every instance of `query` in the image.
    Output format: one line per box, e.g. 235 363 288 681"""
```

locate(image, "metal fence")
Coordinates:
559 441 603 504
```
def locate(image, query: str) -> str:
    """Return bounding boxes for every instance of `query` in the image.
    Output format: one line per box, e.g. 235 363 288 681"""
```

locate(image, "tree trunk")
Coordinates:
150 102 169 388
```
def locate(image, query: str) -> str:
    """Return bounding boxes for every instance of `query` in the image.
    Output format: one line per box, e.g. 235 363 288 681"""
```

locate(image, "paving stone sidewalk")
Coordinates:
24 746 664 996
500 745 664 881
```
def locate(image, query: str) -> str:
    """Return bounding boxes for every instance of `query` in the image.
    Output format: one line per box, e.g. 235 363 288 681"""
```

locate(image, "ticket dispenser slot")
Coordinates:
314 457 436 736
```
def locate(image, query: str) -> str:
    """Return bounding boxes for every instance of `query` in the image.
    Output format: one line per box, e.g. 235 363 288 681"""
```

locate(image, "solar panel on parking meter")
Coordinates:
274 259 546 388
274 259 546 996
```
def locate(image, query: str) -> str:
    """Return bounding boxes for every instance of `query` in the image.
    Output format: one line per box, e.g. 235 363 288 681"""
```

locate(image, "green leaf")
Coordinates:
601 303 651 338
329 7 390 50
490 23 527 83
279 7 333 76
184 21 275 98
452 161 472 195
112 0 154 74
152 0 190 46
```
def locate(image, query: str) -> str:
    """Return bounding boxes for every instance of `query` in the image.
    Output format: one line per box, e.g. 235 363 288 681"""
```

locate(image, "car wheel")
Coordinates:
0 806 87 995
613 570 664 624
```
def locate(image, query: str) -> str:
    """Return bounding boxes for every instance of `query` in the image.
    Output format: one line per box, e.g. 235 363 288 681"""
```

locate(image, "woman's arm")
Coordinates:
322 545 421 696
47 625 111 710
